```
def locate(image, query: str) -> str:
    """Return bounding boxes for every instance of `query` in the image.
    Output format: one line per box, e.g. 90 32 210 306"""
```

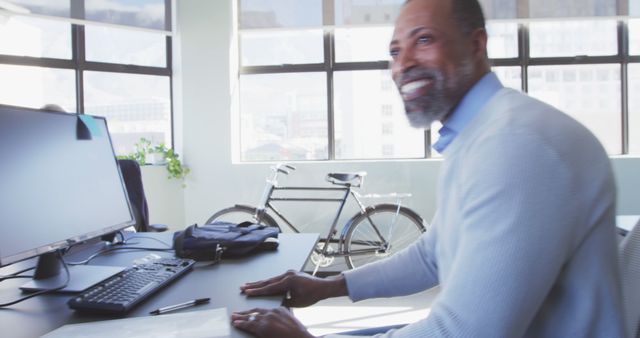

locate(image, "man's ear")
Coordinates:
470 27 489 59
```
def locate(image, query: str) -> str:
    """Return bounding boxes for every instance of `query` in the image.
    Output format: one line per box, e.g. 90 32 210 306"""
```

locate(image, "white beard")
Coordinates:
400 58 476 129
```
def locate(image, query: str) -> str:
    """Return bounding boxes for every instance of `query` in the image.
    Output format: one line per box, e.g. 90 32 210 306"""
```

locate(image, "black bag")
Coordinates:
173 221 279 261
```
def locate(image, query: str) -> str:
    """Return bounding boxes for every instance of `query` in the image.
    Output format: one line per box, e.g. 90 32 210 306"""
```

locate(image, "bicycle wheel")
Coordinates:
206 205 280 230
343 204 426 269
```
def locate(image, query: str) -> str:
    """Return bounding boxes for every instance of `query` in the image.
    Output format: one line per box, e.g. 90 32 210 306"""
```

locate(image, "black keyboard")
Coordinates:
68 257 196 314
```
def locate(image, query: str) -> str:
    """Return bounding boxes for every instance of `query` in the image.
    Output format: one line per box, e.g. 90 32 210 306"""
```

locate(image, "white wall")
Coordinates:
141 165 185 229
148 0 640 232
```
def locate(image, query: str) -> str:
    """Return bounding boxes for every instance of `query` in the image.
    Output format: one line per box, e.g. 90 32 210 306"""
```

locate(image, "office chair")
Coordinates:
620 218 640 338
118 159 168 233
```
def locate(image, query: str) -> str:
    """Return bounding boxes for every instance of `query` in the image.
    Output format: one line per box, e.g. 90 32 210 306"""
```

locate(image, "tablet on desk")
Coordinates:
41 307 230 338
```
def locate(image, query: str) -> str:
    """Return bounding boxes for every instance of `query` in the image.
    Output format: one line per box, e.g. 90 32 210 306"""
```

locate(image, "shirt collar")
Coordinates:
432 72 503 153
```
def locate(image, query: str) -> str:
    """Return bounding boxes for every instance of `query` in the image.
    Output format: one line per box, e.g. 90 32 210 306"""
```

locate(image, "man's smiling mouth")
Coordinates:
400 79 433 101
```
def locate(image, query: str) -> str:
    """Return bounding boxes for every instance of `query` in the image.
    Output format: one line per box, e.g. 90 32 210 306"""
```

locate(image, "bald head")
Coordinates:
405 0 486 36
390 0 490 127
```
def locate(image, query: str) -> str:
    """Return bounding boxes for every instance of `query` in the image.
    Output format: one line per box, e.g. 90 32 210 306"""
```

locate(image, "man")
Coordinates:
231 0 625 336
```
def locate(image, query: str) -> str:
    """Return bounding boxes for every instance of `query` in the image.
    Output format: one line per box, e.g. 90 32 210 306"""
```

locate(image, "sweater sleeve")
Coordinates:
341 220 440 301
329 130 583 338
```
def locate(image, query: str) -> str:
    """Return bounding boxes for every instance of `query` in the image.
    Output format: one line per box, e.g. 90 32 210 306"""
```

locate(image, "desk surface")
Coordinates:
0 232 318 338
617 215 639 233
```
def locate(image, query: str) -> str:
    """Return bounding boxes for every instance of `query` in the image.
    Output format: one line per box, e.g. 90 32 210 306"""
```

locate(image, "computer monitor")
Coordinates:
0 104 136 292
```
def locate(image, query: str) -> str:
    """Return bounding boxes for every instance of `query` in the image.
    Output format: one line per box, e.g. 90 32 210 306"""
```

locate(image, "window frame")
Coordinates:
238 1 637 160
0 0 174 148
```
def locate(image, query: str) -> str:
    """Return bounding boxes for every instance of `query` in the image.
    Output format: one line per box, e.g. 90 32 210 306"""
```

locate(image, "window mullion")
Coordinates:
324 0 335 160
519 23 529 93
620 20 629 154
72 24 85 114
325 29 335 160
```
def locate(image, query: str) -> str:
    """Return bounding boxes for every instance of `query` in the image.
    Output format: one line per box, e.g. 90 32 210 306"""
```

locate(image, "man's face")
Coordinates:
390 0 477 128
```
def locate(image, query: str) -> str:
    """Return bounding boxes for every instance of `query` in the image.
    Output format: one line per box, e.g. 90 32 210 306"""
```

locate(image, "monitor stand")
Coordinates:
20 251 125 293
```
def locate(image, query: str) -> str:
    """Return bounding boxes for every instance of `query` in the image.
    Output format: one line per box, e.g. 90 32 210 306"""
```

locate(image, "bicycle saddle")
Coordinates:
326 172 367 187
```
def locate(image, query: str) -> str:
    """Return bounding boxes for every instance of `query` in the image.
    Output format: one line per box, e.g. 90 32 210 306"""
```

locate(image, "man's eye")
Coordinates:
389 49 399 58
417 36 432 44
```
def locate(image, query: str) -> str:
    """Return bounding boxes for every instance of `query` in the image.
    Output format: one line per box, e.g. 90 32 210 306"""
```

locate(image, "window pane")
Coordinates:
240 0 322 29
85 24 167 67
334 70 424 159
0 15 71 59
8 1 70 17
529 20 617 57
240 73 328 161
486 22 518 59
240 29 323 66
630 19 640 55
0 64 75 112
334 0 403 26
529 0 616 18
629 64 640 154
479 0 517 19
528 65 621 154
493 66 522 90
85 0 168 31
335 26 393 62
84 72 172 156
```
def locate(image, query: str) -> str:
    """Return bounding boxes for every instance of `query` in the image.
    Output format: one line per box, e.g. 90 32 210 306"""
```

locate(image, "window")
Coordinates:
493 66 522 91
0 1 173 156
84 72 172 155
529 65 621 154
631 19 640 55
0 64 75 111
529 20 617 57
84 25 167 67
486 22 518 59
334 27 394 63
333 70 424 160
630 64 640 154
240 73 328 161
240 29 324 66
239 0 424 162
0 15 71 59
237 0 638 160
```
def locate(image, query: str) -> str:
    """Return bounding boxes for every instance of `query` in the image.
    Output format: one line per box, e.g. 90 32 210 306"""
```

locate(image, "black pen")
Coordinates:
149 297 210 315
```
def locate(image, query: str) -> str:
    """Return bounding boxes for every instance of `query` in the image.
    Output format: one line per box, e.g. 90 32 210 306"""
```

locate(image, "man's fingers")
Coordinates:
231 309 267 335
240 273 290 293
243 278 289 297
231 308 265 318
232 315 261 333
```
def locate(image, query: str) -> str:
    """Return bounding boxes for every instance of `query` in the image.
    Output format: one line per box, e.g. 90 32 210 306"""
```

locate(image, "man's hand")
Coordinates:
240 270 348 308
231 307 314 338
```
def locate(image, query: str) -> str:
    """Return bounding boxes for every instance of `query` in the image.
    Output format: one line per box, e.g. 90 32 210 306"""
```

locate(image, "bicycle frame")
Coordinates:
252 168 398 258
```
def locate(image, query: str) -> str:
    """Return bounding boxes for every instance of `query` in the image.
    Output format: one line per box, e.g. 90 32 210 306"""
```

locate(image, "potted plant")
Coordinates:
119 138 190 185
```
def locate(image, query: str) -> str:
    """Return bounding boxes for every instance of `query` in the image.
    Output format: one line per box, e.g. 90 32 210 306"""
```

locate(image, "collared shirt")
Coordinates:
432 72 503 153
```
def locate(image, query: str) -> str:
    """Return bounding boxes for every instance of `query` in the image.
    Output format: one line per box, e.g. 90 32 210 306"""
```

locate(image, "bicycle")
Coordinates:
206 164 427 271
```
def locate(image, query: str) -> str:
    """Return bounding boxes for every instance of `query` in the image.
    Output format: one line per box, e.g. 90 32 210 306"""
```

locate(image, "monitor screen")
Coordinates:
0 104 135 267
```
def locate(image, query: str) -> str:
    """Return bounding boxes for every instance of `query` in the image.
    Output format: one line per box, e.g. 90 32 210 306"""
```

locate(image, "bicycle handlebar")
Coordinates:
277 168 289 175
271 163 297 175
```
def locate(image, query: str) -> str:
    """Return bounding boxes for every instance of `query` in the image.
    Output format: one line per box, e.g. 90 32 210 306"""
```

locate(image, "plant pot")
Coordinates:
146 152 166 165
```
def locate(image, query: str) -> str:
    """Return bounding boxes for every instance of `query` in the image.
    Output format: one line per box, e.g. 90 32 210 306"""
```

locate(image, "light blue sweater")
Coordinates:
336 88 625 337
